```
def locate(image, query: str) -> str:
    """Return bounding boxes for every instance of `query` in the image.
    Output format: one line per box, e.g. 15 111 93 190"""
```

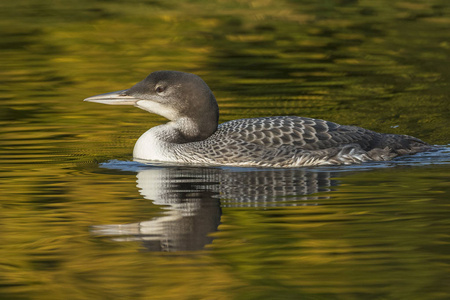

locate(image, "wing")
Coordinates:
176 116 429 166
212 116 378 151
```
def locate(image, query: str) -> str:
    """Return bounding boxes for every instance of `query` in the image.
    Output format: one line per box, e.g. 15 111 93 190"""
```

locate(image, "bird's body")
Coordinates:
85 71 431 167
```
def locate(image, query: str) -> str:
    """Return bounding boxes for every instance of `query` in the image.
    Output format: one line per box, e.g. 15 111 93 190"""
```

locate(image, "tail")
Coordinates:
368 133 433 160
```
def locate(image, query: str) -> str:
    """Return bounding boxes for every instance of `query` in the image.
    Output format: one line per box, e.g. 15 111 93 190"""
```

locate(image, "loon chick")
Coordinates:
84 71 431 167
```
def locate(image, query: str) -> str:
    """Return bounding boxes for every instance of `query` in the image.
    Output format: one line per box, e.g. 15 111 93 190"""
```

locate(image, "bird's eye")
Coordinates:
155 86 165 93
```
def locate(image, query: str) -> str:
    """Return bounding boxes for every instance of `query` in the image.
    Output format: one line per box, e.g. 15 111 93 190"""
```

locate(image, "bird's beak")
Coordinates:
84 90 139 105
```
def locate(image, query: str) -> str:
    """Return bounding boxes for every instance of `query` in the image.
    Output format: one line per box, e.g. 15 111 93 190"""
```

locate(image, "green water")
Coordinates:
1 0 449 299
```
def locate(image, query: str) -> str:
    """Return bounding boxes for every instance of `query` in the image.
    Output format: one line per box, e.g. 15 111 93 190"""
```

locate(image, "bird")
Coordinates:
84 71 431 167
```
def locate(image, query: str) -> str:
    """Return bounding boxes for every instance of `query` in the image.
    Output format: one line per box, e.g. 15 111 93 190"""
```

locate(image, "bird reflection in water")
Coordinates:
92 164 338 252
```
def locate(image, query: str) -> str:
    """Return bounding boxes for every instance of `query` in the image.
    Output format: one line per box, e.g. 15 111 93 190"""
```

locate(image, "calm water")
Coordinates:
1 0 449 299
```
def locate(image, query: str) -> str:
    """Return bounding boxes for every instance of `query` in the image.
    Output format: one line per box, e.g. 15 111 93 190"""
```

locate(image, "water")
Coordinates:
1 0 449 299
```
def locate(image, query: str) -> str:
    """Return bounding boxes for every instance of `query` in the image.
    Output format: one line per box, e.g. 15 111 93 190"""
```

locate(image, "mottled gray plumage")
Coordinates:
84 71 431 167
169 116 430 167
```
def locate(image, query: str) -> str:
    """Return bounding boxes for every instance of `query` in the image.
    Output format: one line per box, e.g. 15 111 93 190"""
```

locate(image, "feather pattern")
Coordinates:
169 116 430 167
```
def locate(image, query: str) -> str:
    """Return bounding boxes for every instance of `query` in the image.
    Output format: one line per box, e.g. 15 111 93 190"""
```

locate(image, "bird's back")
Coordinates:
174 116 430 167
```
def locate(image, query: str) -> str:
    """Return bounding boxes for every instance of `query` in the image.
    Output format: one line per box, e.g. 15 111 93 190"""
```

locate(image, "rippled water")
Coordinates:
1 0 449 299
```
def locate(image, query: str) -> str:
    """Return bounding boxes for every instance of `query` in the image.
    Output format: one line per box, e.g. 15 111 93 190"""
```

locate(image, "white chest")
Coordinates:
133 128 176 162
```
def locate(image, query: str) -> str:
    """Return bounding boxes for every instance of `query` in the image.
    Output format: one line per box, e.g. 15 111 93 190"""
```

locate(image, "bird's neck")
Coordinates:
132 118 216 161
173 116 217 143
137 116 217 146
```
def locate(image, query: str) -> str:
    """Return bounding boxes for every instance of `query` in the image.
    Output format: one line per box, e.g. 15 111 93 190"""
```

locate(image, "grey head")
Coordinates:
85 71 219 142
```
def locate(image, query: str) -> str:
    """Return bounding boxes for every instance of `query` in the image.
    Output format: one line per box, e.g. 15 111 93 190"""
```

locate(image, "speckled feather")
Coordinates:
171 116 430 167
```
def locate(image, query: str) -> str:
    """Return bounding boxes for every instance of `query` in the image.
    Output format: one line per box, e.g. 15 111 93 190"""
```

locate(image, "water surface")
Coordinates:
1 0 449 299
